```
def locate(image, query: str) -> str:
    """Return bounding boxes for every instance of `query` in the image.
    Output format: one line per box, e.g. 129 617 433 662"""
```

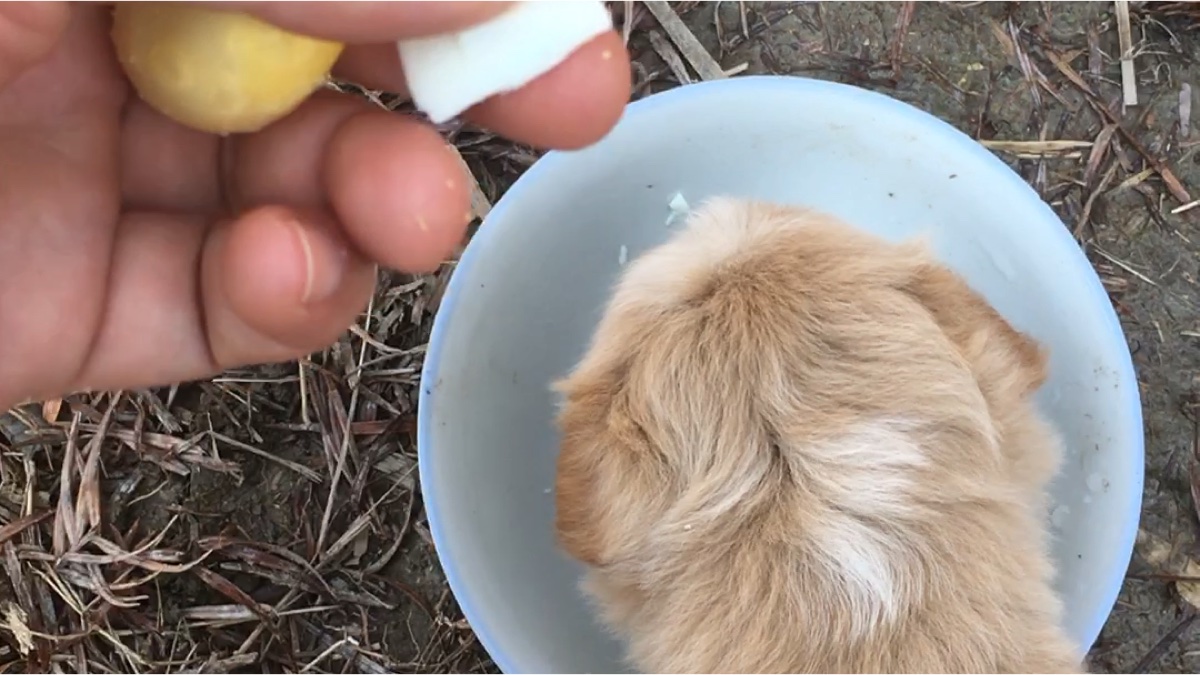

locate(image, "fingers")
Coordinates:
464 30 630 149
72 206 376 393
206 90 474 275
119 11 630 276
333 30 632 150
323 109 471 273
202 205 377 368
118 91 368 216
120 89 473 273
224 89 371 212
0 1 69 90
196 1 514 43
119 97 222 213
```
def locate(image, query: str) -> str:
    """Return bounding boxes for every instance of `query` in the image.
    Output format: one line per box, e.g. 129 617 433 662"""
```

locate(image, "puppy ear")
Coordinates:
902 261 1049 396
553 345 667 568
552 371 616 566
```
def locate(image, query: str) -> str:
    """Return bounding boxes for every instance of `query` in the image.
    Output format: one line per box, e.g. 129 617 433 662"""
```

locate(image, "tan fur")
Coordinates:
553 197 1083 673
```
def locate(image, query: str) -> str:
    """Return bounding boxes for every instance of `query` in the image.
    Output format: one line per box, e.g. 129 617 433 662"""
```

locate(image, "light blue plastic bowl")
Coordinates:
418 75 1144 674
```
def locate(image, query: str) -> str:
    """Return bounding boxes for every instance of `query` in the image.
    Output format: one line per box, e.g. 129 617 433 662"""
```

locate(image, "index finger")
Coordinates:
193 1 515 43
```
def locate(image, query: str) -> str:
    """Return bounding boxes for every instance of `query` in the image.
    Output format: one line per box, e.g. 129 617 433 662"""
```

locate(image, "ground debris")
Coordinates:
1115 0 1138 106
642 1 728 80
1190 391 1200 541
0 285 481 673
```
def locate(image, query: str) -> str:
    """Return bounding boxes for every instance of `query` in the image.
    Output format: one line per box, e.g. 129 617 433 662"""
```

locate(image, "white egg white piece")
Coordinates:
397 1 614 124
665 191 690 227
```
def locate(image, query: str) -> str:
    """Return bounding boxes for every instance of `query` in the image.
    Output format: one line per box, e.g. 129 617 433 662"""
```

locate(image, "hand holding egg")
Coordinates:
0 1 630 412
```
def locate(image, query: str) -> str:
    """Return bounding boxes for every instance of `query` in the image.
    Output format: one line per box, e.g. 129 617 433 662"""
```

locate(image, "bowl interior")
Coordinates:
418 76 1143 674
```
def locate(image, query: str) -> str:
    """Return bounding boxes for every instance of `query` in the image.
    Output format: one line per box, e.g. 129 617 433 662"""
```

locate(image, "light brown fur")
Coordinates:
553 197 1083 673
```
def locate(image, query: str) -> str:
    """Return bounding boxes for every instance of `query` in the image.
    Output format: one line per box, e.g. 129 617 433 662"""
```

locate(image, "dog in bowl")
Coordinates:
552 197 1083 673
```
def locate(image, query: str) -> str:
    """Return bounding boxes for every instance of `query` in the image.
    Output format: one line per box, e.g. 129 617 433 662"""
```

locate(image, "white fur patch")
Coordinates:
806 419 929 635
813 518 901 634
812 418 929 518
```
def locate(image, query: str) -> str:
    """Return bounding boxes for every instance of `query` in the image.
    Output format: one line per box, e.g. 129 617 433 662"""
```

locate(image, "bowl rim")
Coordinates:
417 74 1145 674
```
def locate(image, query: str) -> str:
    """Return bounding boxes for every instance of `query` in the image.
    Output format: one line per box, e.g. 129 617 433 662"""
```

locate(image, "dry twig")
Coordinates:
889 1 916 78
1045 49 1193 204
648 29 694 83
980 139 1093 158
454 149 492 223
1115 0 1138 106
1180 82 1192 138
642 1 727 80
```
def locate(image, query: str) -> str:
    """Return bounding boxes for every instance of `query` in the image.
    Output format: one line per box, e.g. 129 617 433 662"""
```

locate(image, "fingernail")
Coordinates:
287 215 348 305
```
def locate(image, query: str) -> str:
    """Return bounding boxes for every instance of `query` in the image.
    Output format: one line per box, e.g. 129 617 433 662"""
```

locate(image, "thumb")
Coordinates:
0 1 69 90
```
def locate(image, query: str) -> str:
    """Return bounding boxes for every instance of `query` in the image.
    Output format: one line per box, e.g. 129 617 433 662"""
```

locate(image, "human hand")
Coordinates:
0 1 630 411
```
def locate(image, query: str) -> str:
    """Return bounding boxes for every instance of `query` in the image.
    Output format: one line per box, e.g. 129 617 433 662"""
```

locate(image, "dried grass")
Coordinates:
0 332 487 673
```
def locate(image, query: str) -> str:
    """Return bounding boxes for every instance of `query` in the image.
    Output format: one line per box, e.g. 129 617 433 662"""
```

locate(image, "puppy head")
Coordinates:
552 197 814 568
552 197 1050 566
553 197 1067 672
552 297 779 570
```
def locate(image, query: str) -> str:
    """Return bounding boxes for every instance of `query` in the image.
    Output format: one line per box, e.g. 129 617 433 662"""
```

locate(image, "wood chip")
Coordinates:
1114 0 1138 106
1181 82 1192 138
77 395 117 532
1115 167 1155 192
52 414 80 556
1084 124 1118 188
1087 24 1102 78
1170 198 1200 215
889 1 916 77
40 399 62 424
642 1 726 81
1 602 33 656
648 30 694 84
980 139 1093 155
453 149 491 222
723 62 750 77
